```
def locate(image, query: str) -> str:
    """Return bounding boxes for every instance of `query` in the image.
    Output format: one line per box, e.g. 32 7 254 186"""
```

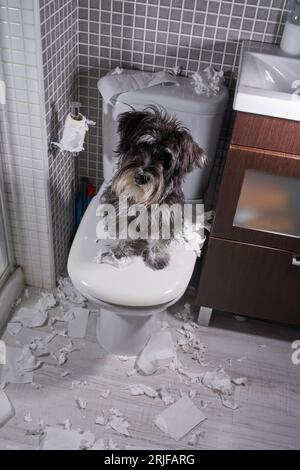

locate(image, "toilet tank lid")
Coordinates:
103 70 228 115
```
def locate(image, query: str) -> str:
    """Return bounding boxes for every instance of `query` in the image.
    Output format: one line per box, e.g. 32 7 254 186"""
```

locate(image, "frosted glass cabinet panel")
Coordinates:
234 170 300 238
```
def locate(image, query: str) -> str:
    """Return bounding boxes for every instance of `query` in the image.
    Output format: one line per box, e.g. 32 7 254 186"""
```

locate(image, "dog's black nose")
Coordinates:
134 172 150 185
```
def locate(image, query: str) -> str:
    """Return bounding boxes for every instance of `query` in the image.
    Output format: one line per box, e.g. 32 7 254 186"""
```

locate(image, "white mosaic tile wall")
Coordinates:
0 0 55 289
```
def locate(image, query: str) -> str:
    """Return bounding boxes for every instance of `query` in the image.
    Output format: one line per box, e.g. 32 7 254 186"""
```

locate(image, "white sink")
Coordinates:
234 42 300 121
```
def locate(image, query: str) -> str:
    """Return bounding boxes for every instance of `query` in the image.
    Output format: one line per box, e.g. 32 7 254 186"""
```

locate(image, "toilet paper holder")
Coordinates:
49 101 96 154
70 101 82 120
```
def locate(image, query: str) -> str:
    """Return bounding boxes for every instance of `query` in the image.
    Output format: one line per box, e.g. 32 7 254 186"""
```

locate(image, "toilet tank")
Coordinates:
100 72 228 201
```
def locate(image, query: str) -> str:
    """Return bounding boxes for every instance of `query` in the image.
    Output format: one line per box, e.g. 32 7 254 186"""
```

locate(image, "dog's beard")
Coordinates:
111 165 165 206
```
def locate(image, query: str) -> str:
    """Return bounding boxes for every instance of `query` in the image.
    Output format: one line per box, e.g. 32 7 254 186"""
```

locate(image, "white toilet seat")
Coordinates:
68 189 197 308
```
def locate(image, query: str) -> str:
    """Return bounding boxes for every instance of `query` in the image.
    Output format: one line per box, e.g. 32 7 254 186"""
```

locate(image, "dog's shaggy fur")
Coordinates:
100 106 206 270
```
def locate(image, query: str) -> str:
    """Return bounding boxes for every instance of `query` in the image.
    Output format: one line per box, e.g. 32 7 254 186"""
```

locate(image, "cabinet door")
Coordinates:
196 237 300 325
212 146 300 253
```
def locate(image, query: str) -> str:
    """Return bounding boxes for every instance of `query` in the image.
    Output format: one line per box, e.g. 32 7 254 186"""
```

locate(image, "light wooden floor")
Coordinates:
0 287 300 450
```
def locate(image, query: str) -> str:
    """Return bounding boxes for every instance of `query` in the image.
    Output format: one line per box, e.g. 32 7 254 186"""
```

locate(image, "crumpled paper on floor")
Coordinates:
16 345 43 374
126 384 158 398
106 408 131 437
15 292 56 328
40 426 95 450
56 277 86 306
0 390 15 428
0 346 34 388
154 396 206 441
135 330 176 375
202 368 246 410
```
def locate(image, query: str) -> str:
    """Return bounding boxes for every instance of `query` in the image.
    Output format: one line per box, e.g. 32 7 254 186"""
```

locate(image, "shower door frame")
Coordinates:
0 172 13 291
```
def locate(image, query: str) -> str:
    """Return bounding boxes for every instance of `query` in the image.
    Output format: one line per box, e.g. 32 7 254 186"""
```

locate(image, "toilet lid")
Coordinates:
68 195 197 307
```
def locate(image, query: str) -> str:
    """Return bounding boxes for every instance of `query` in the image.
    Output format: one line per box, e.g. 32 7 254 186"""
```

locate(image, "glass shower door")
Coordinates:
0 189 9 288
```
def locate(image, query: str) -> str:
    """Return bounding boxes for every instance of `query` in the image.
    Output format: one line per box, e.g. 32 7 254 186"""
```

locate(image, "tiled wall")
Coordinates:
78 0 289 199
40 0 78 278
0 0 55 289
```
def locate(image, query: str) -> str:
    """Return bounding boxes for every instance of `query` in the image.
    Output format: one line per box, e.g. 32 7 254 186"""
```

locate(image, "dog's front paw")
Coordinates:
143 249 170 270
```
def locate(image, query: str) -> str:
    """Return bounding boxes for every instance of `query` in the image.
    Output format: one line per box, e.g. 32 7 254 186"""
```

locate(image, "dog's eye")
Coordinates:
161 150 173 167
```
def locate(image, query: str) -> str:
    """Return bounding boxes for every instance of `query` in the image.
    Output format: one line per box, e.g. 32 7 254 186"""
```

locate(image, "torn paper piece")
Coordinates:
94 247 133 269
118 355 129 362
58 419 72 430
126 384 157 399
7 322 22 336
136 331 176 375
26 420 45 436
188 430 205 447
109 408 123 417
67 307 89 339
158 386 175 405
16 307 48 328
80 431 95 450
36 292 57 311
108 439 121 450
234 315 247 322
0 347 33 387
24 288 30 298
52 341 78 366
232 377 247 386
110 66 123 75
170 65 183 76
154 396 206 441
100 389 111 399
221 396 239 410
176 219 206 256
16 345 43 374
56 277 86 305
202 368 234 396
24 412 32 423
108 413 130 437
76 398 87 410
175 303 194 322
40 426 82 450
95 411 106 426
199 400 209 409
0 391 15 428
169 359 203 385
191 66 224 96
91 438 106 450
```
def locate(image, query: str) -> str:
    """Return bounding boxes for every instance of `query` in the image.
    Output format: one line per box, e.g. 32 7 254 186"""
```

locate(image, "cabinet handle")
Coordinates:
292 256 300 267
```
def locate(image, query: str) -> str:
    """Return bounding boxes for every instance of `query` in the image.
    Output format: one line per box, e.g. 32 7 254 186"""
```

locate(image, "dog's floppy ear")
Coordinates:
179 131 207 174
117 110 148 154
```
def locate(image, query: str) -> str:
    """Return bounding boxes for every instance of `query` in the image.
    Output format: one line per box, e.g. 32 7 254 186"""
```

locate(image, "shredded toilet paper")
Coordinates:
52 113 95 153
98 70 179 104
191 66 224 96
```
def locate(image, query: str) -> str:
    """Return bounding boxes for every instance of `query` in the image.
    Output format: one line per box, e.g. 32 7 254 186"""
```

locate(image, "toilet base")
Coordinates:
96 307 160 356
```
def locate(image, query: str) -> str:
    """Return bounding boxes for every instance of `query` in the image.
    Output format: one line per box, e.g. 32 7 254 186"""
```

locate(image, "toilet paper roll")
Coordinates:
0 390 15 428
53 113 95 153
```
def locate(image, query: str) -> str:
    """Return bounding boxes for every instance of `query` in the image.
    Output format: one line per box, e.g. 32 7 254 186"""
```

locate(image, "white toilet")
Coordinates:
68 71 228 355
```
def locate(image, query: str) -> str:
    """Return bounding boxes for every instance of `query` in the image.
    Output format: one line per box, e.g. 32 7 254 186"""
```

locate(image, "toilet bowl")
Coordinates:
68 69 228 355
68 186 196 355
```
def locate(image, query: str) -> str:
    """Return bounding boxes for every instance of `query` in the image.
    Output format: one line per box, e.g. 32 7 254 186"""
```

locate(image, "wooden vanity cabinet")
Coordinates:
196 112 300 326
